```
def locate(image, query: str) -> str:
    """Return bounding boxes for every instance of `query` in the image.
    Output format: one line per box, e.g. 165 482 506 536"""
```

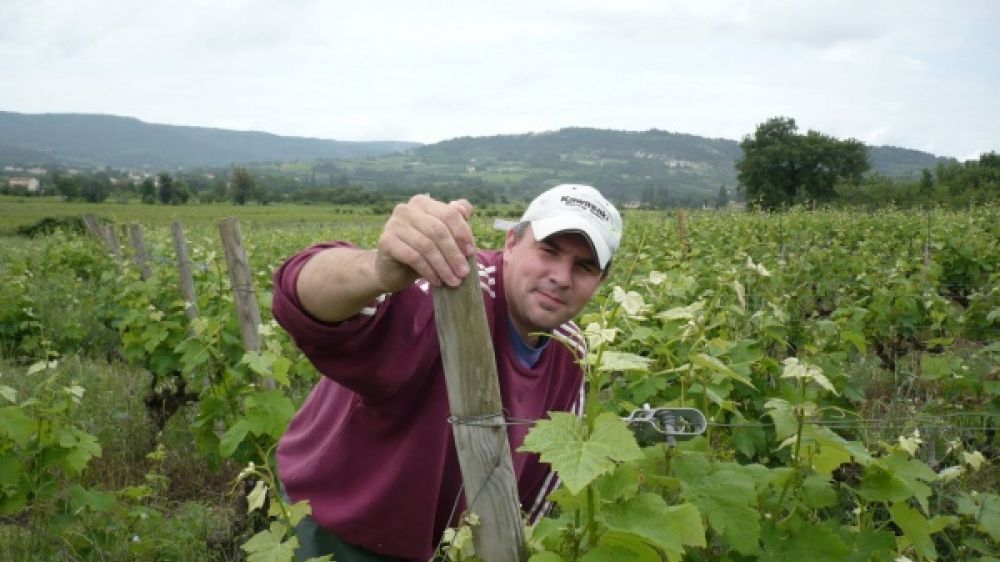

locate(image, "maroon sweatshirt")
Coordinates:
272 243 586 561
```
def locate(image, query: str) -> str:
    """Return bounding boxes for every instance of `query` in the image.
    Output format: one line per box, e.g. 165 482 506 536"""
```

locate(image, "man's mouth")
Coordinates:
535 288 566 307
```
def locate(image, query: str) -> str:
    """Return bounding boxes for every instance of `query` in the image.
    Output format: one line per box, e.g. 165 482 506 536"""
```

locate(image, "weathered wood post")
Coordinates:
128 223 152 281
218 218 274 389
171 221 200 321
433 255 526 562
81 214 121 261
104 224 123 261
676 209 688 258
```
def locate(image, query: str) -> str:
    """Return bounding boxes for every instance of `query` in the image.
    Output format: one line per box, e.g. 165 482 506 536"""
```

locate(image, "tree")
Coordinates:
157 173 175 205
140 177 156 204
54 175 78 200
78 175 110 203
230 167 260 205
736 117 870 209
716 185 729 208
919 168 935 196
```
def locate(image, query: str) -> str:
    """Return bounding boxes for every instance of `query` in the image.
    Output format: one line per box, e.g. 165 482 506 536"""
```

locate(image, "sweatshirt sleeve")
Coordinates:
271 242 437 402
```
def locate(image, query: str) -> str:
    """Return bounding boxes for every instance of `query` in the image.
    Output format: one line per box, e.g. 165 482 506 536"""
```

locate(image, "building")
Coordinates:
8 177 41 192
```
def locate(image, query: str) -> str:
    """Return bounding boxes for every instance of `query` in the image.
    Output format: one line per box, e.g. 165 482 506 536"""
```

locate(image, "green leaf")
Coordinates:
220 419 252 458
593 531 661 562
957 492 1000 542
242 523 298 562
69 484 117 513
601 495 705 558
60 428 102 473
599 351 651 372
693 353 756 389
882 451 936 513
0 456 25 489
596 463 640 502
764 398 797 441
519 412 643 495
286 500 313 528
0 406 37 444
581 543 640 562
802 474 837 508
759 519 851 562
803 425 872 476
680 469 760 555
244 390 296 440
271 356 292 386
528 553 565 562
890 503 958 561
833 526 896 562
0 385 16 403
247 480 268 513
731 412 767 459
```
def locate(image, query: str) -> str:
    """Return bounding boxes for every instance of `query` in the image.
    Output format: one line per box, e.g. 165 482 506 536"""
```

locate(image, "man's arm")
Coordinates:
295 195 476 323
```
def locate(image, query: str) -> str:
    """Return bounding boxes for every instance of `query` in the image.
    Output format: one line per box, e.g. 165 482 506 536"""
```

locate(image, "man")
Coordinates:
272 184 623 561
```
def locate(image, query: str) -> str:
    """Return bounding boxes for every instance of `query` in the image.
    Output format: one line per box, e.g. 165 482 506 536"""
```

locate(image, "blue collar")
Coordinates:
506 315 549 368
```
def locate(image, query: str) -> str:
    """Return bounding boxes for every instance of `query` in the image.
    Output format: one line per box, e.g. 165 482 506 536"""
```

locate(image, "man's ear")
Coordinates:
503 229 517 252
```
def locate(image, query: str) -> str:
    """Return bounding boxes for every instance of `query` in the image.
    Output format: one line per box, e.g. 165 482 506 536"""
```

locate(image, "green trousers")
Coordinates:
293 514 407 562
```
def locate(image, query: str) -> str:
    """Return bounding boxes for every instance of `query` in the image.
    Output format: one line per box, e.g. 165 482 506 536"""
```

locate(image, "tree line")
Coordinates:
737 116 997 210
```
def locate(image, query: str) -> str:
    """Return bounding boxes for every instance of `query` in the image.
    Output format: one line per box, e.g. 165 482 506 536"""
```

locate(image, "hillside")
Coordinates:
0 112 953 204
320 127 952 204
0 111 419 168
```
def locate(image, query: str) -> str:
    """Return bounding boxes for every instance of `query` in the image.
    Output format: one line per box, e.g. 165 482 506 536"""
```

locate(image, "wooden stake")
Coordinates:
433 255 526 562
128 223 152 281
105 224 123 261
218 218 273 389
171 221 200 321
676 209 688 257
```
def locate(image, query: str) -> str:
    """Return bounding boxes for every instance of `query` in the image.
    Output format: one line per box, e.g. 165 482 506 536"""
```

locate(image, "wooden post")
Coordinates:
81 214 120 260
923 210 932 269
81 214 103 241
218 218 273 389
128 223 152 281
171 221 200 321
676 209 688 258
433 255 526 562
104 224 123 261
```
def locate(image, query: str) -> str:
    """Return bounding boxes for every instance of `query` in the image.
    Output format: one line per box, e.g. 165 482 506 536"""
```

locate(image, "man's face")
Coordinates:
502 225 605 341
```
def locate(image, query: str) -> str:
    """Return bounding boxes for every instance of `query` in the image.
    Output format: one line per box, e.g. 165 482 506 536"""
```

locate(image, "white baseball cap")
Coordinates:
519 184 622 269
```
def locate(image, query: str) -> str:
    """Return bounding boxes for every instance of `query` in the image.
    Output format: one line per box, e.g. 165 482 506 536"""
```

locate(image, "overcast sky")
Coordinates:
2 0 997 159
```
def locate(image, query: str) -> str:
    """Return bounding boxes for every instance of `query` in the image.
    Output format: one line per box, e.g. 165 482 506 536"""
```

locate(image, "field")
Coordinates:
0 197 997 561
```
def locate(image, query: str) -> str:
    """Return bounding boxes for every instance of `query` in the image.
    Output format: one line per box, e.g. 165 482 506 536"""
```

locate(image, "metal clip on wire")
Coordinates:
622 404 707 447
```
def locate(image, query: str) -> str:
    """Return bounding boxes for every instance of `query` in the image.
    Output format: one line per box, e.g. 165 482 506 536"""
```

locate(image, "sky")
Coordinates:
1 0 997 160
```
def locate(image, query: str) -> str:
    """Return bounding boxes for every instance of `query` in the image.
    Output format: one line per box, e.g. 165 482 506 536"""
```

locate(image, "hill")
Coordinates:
0 111 419 168
0 112 953 205
320 127 953 204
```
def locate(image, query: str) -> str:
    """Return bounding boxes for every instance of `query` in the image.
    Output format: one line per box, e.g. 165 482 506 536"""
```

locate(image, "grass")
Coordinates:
0 357 243 562
0 195 384 235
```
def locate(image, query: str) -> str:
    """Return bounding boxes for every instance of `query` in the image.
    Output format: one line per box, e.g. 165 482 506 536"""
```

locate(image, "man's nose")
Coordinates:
547 257 573 287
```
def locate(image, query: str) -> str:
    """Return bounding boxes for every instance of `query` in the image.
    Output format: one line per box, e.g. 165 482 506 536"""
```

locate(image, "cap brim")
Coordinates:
530 215 612 269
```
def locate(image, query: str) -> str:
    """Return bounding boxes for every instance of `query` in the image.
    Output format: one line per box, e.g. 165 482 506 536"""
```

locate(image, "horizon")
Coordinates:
1 109 968 160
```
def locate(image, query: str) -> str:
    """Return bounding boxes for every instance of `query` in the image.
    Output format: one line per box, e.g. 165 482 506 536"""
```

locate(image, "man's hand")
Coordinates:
375 195 476 291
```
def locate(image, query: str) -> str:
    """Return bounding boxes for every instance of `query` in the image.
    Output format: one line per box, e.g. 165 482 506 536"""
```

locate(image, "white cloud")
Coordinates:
0 0 996 157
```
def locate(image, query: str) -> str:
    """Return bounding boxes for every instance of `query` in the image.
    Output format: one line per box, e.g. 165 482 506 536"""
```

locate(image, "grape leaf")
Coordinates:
957 492 1000 542
601 495 705 559
0 406 37 444
599 351 651 372
242 523 298 562
759 520 851 562
520 412 643 495
890 503 958 561
680 469 760 555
